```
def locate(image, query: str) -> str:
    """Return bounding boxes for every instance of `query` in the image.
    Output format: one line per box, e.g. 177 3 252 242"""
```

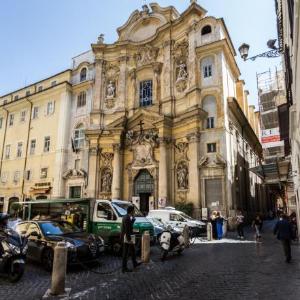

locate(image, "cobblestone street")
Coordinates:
1 222 300 300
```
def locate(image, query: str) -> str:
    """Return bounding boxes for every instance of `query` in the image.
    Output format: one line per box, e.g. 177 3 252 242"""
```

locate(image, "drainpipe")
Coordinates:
0 107 9 181
21 98 33 202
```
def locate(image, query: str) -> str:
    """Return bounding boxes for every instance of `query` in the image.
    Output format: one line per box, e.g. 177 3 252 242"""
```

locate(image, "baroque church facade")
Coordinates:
0 1 264 219
85 2 263 218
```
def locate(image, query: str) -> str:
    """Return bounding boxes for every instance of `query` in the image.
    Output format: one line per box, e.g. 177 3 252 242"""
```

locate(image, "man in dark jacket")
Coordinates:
121 205 141 273
274 214 293 263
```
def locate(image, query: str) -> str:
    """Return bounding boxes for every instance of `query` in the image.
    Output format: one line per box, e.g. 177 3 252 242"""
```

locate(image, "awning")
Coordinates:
249 158 291 184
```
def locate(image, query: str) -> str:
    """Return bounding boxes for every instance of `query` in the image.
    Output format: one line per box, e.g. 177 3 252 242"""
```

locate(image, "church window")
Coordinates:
80 68 87 82
202 25 212 35
77 91 86 107
139 80 153 107
73 125 85 149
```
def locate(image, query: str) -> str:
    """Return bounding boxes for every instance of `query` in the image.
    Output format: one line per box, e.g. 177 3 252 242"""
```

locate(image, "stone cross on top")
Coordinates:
138 120 144 134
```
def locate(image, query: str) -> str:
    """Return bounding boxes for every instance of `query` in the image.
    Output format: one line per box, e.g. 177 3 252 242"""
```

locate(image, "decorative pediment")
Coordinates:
117 3 179 43
198 154 227 168
63 168 87 179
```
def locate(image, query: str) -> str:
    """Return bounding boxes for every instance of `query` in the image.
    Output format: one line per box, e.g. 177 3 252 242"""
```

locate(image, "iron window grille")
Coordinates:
139 80 153 107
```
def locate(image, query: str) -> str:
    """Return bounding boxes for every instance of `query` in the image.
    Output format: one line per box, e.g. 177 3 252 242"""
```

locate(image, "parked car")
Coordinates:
147 209 207 237
14 220 105 271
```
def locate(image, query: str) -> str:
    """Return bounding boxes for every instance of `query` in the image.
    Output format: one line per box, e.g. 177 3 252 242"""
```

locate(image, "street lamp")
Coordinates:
238 39 281 61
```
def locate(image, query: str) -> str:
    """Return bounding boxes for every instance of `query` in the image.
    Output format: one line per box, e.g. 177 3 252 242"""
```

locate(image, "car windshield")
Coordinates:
40 222 81 236
148 218 165 227
179 212 193 220
112 202 143 217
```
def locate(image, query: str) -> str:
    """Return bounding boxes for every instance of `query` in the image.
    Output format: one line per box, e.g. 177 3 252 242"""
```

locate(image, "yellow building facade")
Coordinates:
0 2 265 219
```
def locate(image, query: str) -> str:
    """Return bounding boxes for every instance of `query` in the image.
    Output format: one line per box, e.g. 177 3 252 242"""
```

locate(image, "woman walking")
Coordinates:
252 215 263 242
215 212 224 240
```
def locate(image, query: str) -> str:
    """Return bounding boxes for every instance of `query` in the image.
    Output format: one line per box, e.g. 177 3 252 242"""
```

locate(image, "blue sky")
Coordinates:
0 0 281 108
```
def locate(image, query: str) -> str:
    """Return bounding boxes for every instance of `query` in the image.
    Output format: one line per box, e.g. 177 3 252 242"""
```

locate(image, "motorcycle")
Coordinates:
0 227 28 282
159 226 185 261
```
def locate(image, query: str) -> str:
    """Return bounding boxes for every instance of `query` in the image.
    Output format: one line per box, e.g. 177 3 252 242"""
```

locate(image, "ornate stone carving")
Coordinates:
101 168 112 192
176 161 189 190
186 132 200 143
104 63 120 109
100 152 114 167
135 45 159 67
97 34 104 44
173 40 189 93
126 129 158 167
106 81 116 99
175 142 189 160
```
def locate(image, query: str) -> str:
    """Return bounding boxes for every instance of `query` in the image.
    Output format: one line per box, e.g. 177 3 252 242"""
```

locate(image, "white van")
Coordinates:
147 209 206 232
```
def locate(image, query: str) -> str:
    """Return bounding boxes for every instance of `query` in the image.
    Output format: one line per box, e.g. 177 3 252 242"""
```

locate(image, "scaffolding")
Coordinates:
257 68 286 162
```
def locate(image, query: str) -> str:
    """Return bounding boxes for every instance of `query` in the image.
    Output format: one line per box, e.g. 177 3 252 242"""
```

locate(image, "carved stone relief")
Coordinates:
126 129 159 168
135 45 159 67
176 161 189 190
104 63 120 109
100 152 114 194
173 40 189 93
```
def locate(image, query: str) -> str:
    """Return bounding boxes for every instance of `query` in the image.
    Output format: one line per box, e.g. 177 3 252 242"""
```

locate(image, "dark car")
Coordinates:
15 220 105 271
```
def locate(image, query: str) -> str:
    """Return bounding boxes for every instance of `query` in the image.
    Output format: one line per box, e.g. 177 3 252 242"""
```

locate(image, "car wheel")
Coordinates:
111 239 122 256
42 248 54 272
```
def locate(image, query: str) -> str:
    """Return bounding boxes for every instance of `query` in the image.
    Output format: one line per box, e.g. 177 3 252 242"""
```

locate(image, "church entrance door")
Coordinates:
134 169 154 215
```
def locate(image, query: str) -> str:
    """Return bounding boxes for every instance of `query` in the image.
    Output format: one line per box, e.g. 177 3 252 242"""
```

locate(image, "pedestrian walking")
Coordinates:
215 212 224 240
236 210 245 239
252 215 263 242
289 212 298 241
273 214 293 263
121 205 141 273
210 211 218 240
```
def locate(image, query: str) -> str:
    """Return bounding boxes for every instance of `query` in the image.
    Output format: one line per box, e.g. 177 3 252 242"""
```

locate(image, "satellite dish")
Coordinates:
267 39 277 50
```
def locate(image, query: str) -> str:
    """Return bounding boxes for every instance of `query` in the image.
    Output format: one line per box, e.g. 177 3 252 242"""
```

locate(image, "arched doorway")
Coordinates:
134 169 154 215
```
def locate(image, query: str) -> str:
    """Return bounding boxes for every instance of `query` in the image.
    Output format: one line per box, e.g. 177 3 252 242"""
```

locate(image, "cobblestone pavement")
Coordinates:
1 221 300 300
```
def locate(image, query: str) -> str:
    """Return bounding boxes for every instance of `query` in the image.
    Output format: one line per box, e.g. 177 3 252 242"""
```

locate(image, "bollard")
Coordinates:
43 242 71 298
183 225 190 248
51 242 68 295
141 231 150 263
207 222 213 241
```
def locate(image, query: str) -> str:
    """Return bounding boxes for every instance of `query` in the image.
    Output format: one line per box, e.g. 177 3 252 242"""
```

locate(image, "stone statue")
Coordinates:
101 168 112 192
176 61 188 82
97 34 104 44
106 81 115 98
177 162 188 189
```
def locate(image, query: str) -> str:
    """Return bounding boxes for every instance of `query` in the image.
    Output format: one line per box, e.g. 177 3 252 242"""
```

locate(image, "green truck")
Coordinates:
21 198 154 254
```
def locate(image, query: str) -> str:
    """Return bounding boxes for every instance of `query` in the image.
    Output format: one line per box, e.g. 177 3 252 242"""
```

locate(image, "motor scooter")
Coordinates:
159 226 185 261
0 227 28 282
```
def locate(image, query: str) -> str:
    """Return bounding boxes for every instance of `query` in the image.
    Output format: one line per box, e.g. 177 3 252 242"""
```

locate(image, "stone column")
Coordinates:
188 23 197 89
87 145 99 198
93 58 104 112
159 138 168 203
111 144 122 199
187 132 200 216
118 56 128 109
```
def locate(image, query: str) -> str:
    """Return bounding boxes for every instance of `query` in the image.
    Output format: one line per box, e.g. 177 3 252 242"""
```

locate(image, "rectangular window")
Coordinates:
32 106 39 119
25 170 31 181
9 114 14 126
0 117 3 129
20 110 26 122
26 90 30 96
30 139 36 155
46 101 54 115
40 168 48 179
139 80 153 107
38 86 43 92
206 117 215 129
203 65 212 78
207 143 217 153
77 92 86 108
75 159 80 170
13 171 20 182
205 178 222 207
51 81 56 86
14 95 19 100
69 186 81 198
5 145 11 159
17 142 23 157
44 136 50 152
